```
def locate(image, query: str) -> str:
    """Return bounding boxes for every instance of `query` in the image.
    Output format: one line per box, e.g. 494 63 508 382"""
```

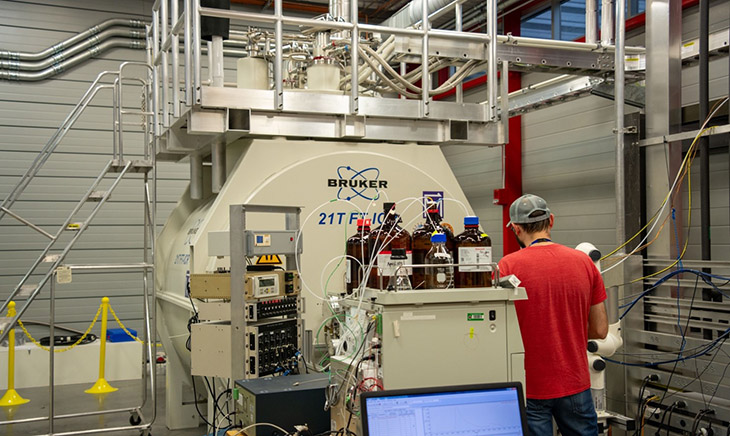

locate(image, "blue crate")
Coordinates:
106 328 136 343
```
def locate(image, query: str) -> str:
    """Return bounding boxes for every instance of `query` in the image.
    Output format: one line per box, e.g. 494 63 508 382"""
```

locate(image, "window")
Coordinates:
521 7 552 39
560 0 586 40
520 0 645 41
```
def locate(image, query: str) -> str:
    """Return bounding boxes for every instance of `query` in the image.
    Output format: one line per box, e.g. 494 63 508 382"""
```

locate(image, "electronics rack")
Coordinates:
229 205 305 381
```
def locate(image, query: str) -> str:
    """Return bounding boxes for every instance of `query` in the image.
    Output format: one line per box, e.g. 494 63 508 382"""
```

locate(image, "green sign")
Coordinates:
467 313 485 321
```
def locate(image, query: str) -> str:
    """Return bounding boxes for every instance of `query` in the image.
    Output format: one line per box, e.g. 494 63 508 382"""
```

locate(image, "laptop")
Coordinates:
361 382 529 436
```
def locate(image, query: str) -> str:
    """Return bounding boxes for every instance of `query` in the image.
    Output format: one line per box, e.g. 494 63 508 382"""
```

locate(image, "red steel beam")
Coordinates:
493 11 522 256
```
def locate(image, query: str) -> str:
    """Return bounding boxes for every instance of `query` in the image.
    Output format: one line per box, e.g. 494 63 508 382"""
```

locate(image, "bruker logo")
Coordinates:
327 166 388 201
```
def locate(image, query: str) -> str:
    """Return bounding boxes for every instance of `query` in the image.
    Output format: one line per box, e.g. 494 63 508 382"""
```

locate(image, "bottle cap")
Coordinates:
391 248 407 259
431 233 447 243
357 218 371 227
384 202 396 213
464 216 480 226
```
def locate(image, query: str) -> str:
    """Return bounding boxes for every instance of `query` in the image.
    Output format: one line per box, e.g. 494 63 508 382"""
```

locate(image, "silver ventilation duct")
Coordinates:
380 0 452 28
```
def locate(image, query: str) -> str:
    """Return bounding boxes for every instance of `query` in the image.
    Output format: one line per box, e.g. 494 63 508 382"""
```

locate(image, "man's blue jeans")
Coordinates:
526 389 598 436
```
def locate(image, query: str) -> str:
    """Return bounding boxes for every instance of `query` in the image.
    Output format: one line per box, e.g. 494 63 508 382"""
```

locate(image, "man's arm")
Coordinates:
588 302 608 339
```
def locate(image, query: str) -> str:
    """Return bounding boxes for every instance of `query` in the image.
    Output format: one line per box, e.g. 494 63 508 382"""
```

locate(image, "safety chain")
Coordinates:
13 301 158 351
108 305 146 345
18 304 102 353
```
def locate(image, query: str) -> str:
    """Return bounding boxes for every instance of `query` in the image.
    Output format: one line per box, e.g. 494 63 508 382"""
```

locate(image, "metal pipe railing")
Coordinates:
350 0 358 113
421 0 430 116
487 0 497 121
614 0 626 247
275 0 284 110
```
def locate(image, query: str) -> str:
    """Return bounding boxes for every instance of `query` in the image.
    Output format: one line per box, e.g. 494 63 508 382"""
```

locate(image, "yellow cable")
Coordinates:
602 126 711 264
18 304 102 353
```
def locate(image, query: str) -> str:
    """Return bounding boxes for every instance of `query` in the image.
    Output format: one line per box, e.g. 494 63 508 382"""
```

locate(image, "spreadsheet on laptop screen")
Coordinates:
363 387 525 436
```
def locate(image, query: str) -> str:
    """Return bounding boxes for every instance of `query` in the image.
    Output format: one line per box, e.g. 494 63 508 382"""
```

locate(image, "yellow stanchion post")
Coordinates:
85 297 118 394
0 302 30 407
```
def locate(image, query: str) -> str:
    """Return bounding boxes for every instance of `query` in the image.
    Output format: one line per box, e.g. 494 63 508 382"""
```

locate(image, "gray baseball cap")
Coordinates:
507 194 551 227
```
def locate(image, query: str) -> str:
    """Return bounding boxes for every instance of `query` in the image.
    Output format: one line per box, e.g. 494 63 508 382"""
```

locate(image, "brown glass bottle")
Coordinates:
367 203 412 289
412 207 454 289
346 219 371 294
454 216 492 288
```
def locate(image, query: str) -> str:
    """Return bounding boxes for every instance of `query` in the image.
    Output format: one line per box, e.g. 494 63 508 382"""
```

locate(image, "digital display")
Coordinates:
258 278 276 287
365 387 524 436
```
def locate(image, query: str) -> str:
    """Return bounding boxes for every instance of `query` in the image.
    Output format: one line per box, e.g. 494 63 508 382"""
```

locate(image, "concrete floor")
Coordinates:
0 367 208 436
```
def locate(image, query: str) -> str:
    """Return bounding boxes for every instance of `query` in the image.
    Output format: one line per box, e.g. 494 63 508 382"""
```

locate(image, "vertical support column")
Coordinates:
586 0 598 44
193 0 202 104
699 0 711 264
211 140 226 194
421 0 430 117
230 205 246 381
614 0 626 247
487 0 498 121
172 0 180 118
210 36 225 87
184 0 192 106
161 0 170 128
274 0 283 110
455 1 463 103
601 0 614 46
350 0 359 113
645 0 682 258
152 10 161 138
190 154 204 200
48 275 55 435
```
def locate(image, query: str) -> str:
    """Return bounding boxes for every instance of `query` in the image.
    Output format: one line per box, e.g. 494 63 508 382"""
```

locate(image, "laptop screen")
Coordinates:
361 383 527 436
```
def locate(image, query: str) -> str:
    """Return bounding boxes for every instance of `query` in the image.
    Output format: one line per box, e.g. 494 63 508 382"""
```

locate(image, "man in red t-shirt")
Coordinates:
498 194 608 436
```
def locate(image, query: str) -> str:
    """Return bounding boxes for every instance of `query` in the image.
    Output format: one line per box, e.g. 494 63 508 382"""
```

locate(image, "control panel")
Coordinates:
190 270 300 299
245 319 300 377
244 270 300 299
252 274 279 297
246 296 299 322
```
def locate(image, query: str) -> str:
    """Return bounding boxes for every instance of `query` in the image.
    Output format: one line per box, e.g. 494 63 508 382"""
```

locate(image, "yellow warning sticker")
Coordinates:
469 327 474 339
256 254 282 265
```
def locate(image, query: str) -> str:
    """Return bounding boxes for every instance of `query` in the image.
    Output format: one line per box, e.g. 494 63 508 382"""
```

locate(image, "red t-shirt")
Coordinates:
498 244 607 400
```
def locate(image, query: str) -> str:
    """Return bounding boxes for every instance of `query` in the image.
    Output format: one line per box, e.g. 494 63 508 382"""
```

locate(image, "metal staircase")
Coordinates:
0 61 157 436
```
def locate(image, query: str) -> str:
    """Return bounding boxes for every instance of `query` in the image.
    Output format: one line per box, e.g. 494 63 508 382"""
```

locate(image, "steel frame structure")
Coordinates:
149 0 647 162
0 60 157 436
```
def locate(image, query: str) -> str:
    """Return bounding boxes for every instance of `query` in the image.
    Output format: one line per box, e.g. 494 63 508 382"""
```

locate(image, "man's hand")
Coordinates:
588 302 608 339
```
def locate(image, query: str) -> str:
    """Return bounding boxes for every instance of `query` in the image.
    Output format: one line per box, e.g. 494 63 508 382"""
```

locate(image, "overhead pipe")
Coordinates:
0 28 145 72
0 18 146 61
0 38 146 81
699 0 710 262
381 0 452 29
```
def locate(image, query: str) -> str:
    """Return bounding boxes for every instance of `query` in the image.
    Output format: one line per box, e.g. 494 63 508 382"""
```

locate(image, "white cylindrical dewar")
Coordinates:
237 57 269 90
307 63 341 91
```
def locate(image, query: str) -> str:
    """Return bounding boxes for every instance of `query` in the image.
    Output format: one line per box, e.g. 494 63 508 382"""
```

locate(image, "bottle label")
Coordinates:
458 247 492 272
377 251 413 276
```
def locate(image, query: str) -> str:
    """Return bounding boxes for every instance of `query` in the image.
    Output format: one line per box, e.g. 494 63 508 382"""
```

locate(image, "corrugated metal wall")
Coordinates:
0 0 189 336
1 1 728 339
443 1 730 263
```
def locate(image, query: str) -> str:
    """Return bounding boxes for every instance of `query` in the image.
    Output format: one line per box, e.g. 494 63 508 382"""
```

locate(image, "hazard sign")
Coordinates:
256 255 282 265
